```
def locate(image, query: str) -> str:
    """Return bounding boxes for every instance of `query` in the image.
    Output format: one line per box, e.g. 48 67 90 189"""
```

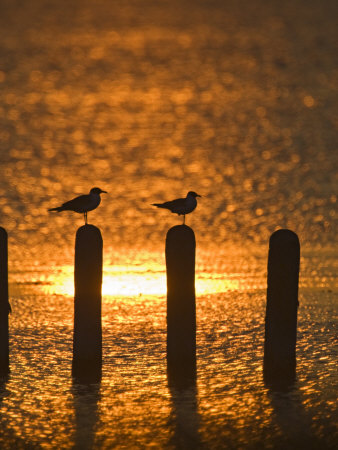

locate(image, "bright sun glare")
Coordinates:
43 265 242 297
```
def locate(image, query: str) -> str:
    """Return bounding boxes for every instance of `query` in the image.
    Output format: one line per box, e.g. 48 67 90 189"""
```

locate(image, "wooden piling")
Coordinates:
72 225 102 382
264 229 300 385
0 227 9 376
166 225 196 384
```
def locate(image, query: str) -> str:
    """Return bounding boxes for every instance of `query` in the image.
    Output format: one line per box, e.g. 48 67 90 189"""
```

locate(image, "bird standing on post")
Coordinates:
48 187 107 224
152 191 201 224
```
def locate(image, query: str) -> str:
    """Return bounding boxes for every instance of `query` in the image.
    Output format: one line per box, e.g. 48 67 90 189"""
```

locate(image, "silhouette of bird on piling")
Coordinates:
48 187 107 224
152 191 201 224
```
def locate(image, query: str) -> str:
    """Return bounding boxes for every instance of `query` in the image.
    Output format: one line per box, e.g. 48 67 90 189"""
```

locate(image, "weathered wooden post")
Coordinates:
264 229 300 386
0 227 10 376
72 225 102 382
166 225 197 386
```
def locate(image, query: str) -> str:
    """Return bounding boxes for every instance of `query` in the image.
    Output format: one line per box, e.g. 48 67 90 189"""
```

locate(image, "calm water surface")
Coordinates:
0 0 337 448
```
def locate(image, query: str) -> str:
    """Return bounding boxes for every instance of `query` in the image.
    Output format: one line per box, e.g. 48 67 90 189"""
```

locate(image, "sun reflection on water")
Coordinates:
40 264 246 297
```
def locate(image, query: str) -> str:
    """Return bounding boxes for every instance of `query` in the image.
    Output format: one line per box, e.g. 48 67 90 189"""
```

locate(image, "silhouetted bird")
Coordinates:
48 187 107 224
152 191 201 224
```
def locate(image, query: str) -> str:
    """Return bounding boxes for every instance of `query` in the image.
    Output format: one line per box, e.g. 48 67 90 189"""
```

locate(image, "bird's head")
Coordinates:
187 191 201 198
90 187 108 195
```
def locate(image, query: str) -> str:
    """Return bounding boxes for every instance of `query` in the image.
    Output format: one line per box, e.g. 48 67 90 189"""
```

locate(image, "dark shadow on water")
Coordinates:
0 374 9 409
72 381 101 450
266 380 324 449
167 361 204 449
0 375 38 448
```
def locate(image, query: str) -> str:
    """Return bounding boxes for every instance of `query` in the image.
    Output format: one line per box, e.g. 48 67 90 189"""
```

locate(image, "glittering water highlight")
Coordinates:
0 0 337 448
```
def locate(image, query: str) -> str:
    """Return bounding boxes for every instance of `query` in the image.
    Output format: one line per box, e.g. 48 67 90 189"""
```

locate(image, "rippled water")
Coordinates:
0 0 337 448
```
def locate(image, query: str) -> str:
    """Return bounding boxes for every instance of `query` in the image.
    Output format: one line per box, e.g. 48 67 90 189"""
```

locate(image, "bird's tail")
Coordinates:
48 207 63 212
151 203 166 208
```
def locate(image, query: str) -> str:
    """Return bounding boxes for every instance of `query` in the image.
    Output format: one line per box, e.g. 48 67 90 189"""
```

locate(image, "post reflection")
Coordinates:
0 376 23 445
167 362 202 449
72 382 101 450
0 374 9 409
266 382 320 448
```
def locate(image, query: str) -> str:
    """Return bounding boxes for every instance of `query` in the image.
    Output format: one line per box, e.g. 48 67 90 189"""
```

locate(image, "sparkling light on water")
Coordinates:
0 0 337 448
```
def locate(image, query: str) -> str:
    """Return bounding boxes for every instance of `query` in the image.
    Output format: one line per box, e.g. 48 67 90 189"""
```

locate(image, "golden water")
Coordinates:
0 0 337 447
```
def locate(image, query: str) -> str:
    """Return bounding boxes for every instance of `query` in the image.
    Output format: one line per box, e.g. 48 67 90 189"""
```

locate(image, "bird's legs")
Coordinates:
183 215 186 224
84 212 88 224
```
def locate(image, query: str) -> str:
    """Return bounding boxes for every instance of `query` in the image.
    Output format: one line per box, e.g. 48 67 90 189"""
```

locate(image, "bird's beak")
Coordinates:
101 190 108 194
197 194 202 197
